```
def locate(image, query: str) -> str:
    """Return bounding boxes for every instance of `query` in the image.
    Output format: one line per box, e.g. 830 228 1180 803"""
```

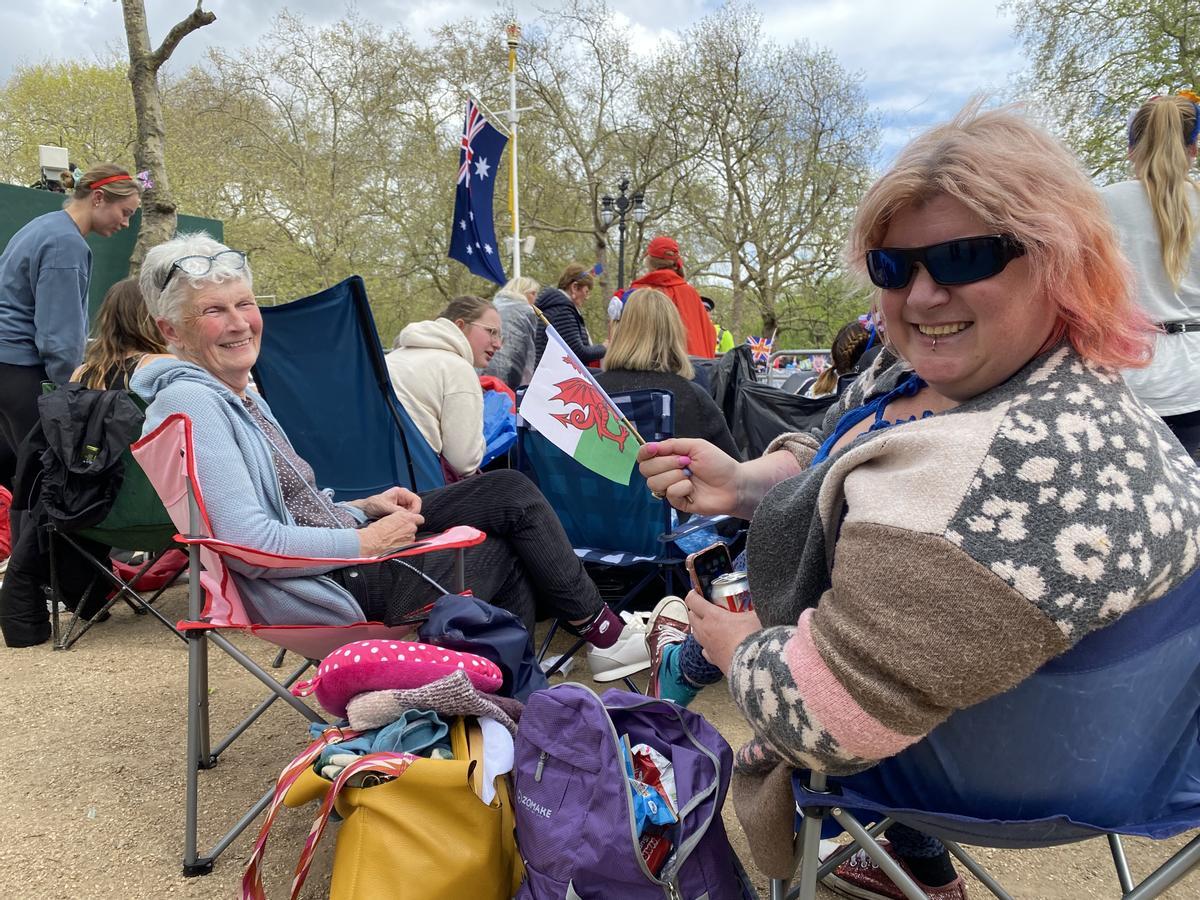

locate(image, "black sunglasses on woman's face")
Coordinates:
866 234 1026 290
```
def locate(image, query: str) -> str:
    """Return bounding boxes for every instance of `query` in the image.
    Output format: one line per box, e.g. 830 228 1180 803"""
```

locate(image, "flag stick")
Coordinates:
505 23 522 278
528 304 646 446
465 89 510 137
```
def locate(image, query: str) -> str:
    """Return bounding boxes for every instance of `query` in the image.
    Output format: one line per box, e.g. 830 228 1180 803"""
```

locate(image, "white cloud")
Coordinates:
1 0 1032 166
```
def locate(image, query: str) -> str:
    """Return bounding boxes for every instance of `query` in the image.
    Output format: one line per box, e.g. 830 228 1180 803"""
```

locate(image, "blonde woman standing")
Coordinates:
1102 92 1200 457
0 164 142 489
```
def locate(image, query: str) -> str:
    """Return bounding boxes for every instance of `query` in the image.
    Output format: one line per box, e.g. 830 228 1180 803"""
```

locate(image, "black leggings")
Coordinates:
1163 409 1200 462
0 362 47 491
330 470 601 632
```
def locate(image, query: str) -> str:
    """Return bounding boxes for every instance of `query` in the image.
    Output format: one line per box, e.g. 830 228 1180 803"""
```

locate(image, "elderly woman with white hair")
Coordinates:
126 233 648 678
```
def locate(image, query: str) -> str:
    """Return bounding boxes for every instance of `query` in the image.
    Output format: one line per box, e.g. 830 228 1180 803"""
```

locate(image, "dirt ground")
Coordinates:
0 584 1194 899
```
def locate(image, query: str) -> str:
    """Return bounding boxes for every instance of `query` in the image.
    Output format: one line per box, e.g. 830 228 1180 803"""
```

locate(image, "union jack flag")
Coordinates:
448 99 508 285
457 101 487 185
747 335 774 365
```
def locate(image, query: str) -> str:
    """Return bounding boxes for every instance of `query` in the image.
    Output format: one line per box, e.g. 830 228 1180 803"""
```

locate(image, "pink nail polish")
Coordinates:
678 455 692 467
645 441 659 454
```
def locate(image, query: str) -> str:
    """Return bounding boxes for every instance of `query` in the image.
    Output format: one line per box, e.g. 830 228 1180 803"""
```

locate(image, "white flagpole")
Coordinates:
505 22 522 279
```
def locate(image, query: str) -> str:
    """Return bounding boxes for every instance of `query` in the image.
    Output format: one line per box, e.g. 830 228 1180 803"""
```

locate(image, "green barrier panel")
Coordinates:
0 182 223 322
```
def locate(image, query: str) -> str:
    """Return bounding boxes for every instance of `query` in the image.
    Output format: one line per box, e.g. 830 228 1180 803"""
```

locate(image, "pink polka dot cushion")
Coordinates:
292 639 503 718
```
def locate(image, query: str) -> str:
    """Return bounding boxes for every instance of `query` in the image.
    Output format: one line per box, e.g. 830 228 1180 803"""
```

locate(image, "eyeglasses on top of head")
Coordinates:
865 234 1025 290
161 249 247 291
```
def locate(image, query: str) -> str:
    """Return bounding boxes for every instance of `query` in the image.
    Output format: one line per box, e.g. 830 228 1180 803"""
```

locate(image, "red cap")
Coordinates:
645 235 681 263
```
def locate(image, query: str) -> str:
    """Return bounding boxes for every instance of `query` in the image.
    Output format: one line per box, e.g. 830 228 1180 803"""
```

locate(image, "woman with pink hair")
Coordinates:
638 101 1199 898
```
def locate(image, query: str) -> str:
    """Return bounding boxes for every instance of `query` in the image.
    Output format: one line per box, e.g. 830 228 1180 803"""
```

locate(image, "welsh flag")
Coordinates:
519 326 638 485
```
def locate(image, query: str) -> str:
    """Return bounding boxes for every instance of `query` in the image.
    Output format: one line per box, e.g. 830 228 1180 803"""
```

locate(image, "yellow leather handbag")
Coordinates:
244 718 523 900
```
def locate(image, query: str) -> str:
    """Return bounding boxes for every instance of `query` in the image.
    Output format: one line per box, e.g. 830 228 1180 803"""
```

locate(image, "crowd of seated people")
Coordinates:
6 98 1200 900
126 233 648 679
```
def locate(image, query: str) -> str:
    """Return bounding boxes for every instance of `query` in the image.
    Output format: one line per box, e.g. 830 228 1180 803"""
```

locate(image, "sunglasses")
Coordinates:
161 250 247 290
865 234 1025 290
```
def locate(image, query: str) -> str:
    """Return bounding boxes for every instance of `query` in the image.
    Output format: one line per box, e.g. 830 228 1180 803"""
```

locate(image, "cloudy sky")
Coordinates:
2 0 1028 164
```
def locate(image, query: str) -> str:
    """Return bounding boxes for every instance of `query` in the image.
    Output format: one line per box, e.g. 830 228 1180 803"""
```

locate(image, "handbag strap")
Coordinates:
287 752 419 899
242 727 364 900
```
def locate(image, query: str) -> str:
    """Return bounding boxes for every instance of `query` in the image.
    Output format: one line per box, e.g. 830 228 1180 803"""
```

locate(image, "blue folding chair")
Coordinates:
515 388 733 680
251 276 443 499
773 568 1200 899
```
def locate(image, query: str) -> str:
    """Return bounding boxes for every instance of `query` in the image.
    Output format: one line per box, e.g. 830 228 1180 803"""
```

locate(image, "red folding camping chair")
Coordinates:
130 412 485 875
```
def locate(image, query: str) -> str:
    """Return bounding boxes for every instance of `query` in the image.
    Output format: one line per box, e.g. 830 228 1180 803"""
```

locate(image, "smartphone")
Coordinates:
685 543 733 600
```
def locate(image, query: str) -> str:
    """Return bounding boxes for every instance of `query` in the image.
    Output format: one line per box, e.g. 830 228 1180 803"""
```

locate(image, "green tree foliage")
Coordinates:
1006 0 1200 181
0 4 879 350
0 62 137 183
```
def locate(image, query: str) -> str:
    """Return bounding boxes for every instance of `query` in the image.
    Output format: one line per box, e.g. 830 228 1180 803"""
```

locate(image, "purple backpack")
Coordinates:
512 683 757 899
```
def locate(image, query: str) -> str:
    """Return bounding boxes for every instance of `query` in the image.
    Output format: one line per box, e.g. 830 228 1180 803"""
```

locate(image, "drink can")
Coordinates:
709 571 753 612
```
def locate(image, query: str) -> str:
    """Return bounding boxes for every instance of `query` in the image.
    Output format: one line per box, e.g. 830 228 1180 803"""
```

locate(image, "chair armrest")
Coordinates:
174 524 485 568
658 514 732 543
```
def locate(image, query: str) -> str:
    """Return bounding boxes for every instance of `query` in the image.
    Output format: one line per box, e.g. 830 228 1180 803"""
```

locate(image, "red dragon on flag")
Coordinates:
549 356 630 451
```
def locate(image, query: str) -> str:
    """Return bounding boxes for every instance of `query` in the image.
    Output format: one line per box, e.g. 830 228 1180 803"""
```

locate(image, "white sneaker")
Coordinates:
587 611 652 682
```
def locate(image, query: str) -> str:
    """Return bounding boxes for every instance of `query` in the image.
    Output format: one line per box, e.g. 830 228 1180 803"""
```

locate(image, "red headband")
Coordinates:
88 173 133 190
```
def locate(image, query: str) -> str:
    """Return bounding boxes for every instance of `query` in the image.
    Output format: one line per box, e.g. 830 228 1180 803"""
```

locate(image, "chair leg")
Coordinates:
49 530 68 650
942 838 1014 900
1123 831 1200 900
270 647 287 669
536 620 560 664
210 657 318 759
829 808 928 900
1109 833 1135 894
183 626 213 876
792 807 825 900
792 771 831 900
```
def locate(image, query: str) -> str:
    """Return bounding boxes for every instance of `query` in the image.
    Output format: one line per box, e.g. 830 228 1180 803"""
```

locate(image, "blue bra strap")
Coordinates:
811 372 926 465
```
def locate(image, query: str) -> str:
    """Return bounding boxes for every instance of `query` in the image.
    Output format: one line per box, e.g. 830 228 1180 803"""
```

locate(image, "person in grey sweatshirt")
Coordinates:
483 276 540 390
0 164 141 489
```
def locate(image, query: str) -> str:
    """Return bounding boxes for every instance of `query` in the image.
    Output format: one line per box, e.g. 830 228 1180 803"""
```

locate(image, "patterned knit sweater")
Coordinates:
730 343 1200 776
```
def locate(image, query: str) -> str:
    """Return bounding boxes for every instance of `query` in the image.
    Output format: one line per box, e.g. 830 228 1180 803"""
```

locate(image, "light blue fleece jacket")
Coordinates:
132 357 370 625
0 210 92 383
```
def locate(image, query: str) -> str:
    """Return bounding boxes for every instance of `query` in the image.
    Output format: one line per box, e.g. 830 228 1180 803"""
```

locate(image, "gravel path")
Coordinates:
0 584 1193 898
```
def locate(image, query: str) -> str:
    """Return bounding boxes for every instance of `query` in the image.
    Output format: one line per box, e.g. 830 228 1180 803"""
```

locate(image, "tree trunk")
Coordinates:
120 0 215 273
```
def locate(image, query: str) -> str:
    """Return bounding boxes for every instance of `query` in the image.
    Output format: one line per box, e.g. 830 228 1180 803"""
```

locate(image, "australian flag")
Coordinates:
448 100 508 285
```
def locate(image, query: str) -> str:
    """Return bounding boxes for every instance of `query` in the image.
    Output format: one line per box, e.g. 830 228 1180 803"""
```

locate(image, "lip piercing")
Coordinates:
932 337 938 351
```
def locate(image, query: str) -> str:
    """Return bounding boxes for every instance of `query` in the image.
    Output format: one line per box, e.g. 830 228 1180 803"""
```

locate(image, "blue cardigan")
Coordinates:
132 358 369 625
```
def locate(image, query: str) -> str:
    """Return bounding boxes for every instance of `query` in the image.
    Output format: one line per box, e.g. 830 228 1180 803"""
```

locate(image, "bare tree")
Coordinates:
121 0 215 270
676 3 877 339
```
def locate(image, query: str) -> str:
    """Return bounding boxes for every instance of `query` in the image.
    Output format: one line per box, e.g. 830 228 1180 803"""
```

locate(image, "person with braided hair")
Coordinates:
0 164 143 490
800 320 872 399
1102 91 1200 458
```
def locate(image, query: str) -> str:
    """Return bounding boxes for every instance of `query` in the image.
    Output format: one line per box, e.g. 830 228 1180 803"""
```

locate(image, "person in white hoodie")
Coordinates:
387 296 503 478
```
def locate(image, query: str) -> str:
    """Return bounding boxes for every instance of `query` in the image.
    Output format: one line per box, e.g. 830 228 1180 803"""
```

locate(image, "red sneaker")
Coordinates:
645 596 689 700
819 840 968 900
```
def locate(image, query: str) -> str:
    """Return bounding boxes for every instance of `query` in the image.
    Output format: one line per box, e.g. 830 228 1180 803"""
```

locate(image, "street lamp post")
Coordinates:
599 177 647 290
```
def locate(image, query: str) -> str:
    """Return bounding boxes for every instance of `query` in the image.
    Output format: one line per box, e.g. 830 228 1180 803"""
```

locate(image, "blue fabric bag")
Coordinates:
481 390 518 467
418 593 548 702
